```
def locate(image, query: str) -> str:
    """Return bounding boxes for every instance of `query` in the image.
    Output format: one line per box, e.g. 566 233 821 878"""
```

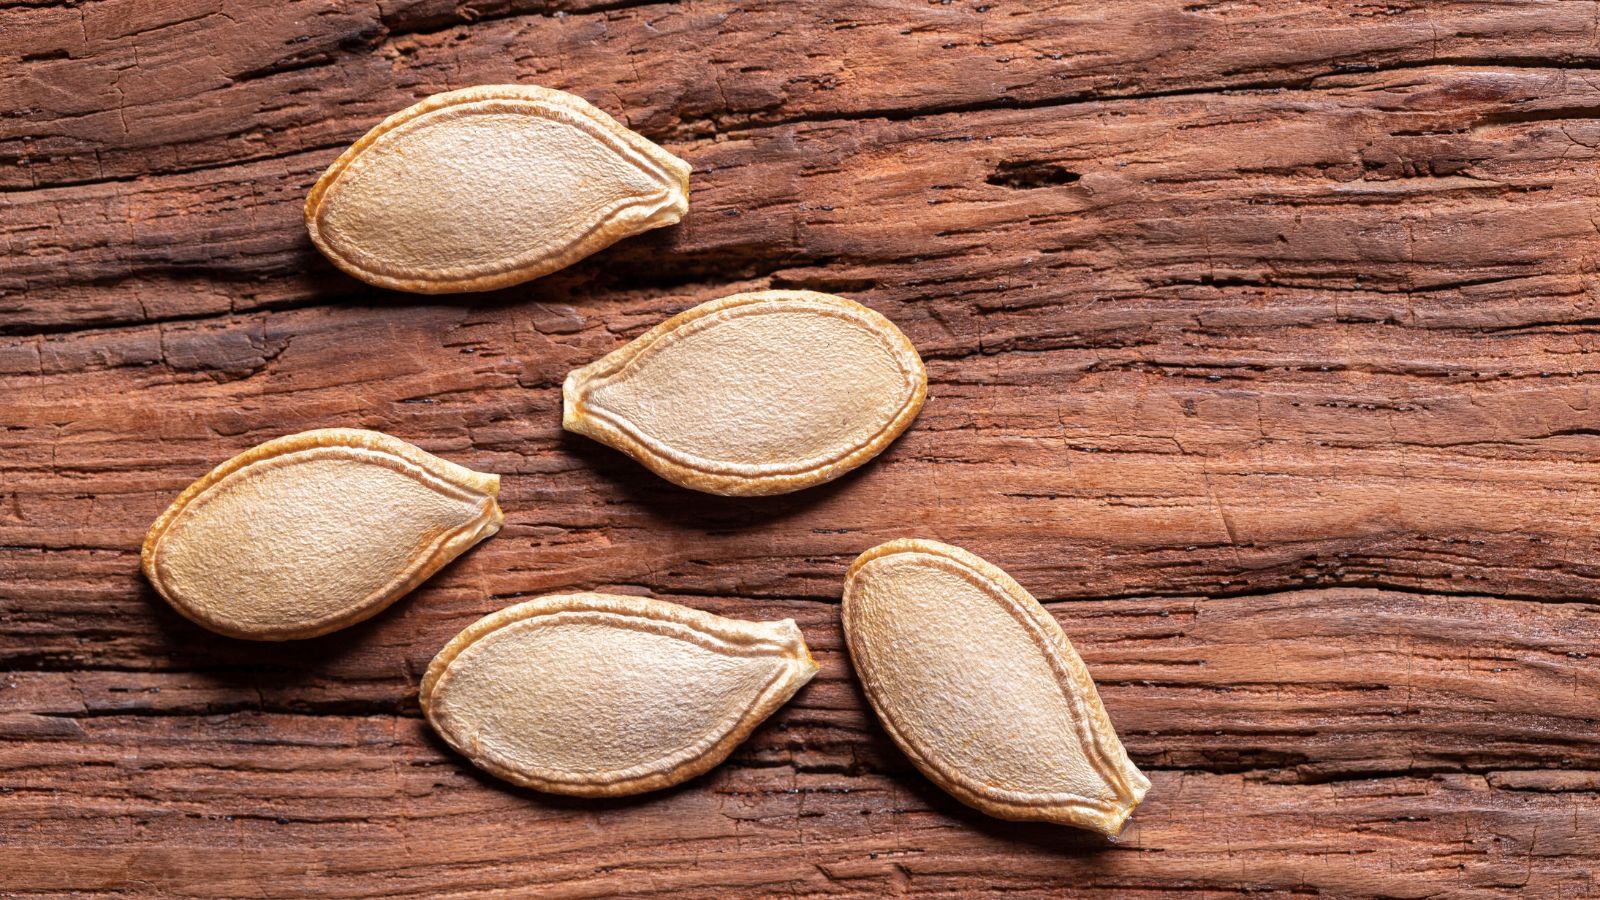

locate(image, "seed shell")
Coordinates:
305 84 690 293
141 429 502 640
842 538 1151 835
563 290 927 496
422 593 818 796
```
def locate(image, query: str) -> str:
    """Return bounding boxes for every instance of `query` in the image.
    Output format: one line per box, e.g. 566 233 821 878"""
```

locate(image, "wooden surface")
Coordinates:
4 0 1600 896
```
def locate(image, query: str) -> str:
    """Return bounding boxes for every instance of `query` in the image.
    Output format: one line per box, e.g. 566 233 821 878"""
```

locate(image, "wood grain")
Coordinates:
4 0 1600 896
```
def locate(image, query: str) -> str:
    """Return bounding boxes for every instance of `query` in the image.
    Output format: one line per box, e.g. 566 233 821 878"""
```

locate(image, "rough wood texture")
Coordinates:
4 1 1600 896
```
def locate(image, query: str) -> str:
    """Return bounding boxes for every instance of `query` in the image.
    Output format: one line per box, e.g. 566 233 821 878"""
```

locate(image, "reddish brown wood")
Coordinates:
4 0 1600 896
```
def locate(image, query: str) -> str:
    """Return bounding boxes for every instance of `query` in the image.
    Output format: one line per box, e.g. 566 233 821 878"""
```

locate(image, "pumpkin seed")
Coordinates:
563 290 926 496
422 593 818 796
842 539 1150 835
305 84 690 294
141 429 502 640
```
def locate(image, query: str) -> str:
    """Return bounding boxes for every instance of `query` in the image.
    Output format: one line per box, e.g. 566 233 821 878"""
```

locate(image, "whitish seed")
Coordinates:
422 593 818 796
563 290 927 496
842 538 1151 835
305 84 690 293
141 429 502 640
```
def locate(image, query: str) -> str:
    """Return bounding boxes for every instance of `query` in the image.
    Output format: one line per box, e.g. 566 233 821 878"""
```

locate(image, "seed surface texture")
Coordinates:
305 84 690 293
141 429 502 640
843 538 1150 835
564 290 927 495
422 593 819 796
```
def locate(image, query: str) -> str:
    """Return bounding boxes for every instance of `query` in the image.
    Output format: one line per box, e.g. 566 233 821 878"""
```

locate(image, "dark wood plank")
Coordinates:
4 590 1599 897
4 0 1596 192
4 0 1600 896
